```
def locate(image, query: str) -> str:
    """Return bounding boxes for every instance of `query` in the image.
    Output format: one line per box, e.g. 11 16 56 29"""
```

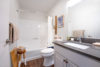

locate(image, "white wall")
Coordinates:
67 0 100 39
0 0 11 67
9 0 19 51
18 11 48 50
48 0 68 40
9 0 19 26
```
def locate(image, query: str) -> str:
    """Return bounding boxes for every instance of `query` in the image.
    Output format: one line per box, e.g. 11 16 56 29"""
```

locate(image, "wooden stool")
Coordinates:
17 47 26 67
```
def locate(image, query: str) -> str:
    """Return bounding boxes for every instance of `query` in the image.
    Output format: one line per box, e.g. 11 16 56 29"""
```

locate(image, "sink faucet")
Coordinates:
77 37 82 43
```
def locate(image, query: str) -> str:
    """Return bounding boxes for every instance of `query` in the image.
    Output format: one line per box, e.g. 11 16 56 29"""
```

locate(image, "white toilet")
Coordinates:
41 48 54 67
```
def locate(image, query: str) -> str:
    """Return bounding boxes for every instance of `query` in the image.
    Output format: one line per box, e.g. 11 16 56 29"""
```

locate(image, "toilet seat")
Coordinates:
41 48 54 54
41 48 54 57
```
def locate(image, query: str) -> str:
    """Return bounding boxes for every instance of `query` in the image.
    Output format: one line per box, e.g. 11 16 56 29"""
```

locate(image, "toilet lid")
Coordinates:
41 48 54 54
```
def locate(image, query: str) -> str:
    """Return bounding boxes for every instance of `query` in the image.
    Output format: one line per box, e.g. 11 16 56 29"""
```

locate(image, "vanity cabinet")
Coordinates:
54 52 66 67
55 52 78 67
54 44 100 67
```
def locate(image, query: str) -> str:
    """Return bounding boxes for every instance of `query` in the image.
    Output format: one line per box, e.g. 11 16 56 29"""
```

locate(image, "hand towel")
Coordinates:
9 23 19 43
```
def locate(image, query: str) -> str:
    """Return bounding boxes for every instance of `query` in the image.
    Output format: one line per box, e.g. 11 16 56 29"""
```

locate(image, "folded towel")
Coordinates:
73 30 85 37
13 24 19 41
93 42 100 47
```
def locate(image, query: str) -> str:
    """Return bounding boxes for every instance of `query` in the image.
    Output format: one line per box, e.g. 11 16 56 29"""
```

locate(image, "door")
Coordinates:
0 0 11 67
55 52 67 67
55 52 79 67
67 60 79 67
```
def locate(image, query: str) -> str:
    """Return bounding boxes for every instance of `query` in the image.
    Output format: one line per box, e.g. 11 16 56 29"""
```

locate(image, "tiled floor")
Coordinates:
21 58 54 67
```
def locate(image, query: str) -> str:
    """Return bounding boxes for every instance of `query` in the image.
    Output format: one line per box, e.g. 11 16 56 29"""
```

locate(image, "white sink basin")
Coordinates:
64 42 89 49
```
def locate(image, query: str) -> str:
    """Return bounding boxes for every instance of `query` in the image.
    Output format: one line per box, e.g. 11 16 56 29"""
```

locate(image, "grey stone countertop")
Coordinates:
53 41 100 62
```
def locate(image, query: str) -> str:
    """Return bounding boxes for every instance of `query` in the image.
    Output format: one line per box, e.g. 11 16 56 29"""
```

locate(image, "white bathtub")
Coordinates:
17 41 48 61
25 47 45 61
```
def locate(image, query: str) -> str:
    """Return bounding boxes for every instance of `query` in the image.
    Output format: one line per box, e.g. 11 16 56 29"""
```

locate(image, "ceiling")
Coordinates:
18 0 60 13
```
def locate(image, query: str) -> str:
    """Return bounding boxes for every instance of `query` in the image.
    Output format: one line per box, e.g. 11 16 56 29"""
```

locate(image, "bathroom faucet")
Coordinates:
77 37 82 43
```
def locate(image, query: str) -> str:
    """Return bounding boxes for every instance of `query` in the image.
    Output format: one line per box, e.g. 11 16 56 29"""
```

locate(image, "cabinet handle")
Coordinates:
63 59 68 63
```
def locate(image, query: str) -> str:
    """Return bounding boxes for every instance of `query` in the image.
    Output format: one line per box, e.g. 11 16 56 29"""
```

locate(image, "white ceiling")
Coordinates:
18 0 60 13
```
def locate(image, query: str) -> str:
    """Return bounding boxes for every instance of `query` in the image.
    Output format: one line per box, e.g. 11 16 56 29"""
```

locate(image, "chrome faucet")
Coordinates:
77 37 82 43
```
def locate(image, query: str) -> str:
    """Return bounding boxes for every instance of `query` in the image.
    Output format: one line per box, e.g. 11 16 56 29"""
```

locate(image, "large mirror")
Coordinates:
67 0 100 39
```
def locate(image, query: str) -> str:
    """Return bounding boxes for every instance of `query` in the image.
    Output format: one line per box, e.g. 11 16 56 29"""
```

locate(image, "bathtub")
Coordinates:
17 41 51 61
25 47 44 61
